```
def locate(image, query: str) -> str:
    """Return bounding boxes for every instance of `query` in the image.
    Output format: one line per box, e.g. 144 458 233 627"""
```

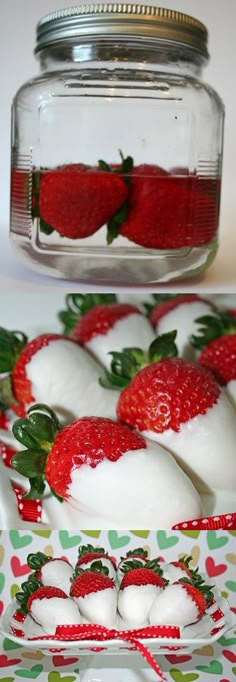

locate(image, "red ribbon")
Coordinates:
11 482 42 523
28 624 181 680
172 512 236 530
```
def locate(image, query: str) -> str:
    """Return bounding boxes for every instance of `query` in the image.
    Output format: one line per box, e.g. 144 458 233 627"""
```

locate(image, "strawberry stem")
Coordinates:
99 331 178 389
11 404 61 499
27 552 51 571
191 311 236 349
0 327 28 373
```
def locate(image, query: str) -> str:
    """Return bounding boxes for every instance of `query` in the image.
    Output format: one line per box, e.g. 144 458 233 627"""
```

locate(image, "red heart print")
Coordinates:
222 649 236 663
205 557 227 577
220 679 231 682
0 654 22 666
52 655 79 666
11 556 31 577
0 601 3 616
165 654 192 663
231 606 236 613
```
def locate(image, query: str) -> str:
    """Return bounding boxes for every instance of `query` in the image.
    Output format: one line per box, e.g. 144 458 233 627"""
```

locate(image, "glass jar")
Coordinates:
10 4 224 284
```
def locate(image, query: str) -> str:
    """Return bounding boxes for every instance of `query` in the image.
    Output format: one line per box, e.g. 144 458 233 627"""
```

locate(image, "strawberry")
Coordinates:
70 302 155 369
1 331 119 422
119 169 219 248
76 544 117 581
39 161 128 239
58 293 117 335
118 559 165 627
70 562 117 626
27 552 74 594
149 578 213 626
0 410 9 430
11 405 202 525
149 294 215 359
116 350 236 493
117 358 220 433
20 582 80 634
162 555 200 584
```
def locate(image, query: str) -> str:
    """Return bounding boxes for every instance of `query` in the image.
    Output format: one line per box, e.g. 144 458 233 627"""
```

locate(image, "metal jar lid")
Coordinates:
36 4 209 57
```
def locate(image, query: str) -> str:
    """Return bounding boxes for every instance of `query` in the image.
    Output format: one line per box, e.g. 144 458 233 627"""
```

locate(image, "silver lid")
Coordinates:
36 4 209 57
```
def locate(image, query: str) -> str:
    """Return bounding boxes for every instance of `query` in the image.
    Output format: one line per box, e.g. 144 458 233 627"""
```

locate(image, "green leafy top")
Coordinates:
58 294 118 335
11 404 61 500
27 551 52 571
125 548 149 560
73 560 110 579
0 327 28 373
15 577 42 614
121 557 163 576
191 311 236 350
99 331 178 389
78 544 106 558
179 577 215 606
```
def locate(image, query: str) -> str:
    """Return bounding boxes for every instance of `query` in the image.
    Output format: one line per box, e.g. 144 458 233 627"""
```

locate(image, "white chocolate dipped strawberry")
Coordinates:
161 555 200 584
116 333 236 493
149 295 215 360
70 561 117 627
118 559 165 628
69 301 155 369
117 548 148 585
76 544 117 581
11 407 202 526
27 551 74 595
0 331 118 423
149 578 214 627
15 579 81 634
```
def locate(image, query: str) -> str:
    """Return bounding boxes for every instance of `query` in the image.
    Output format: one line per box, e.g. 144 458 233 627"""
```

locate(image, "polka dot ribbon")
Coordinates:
28 624 181 680
172 512 236 530
11 481 42 523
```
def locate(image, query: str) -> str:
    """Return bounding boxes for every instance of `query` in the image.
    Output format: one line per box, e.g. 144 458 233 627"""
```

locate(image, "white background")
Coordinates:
0 0 236 290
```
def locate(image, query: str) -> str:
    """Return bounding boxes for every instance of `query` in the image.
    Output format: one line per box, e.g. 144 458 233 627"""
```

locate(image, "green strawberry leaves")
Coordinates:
11 404 61 500
58 293 117 335
191 310 236 349
78 544 105 558
0 327 28 373
0 375 19 411
99 331 178 389
15 578 42 614
27 552 51 571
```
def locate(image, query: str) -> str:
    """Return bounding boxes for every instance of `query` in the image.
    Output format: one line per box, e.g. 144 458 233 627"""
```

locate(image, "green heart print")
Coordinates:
196 659 223 674
170 670 199 682
9 531 33 549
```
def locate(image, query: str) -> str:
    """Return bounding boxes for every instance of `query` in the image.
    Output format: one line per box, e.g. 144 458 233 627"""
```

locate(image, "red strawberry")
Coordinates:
118 561 165 627
26 585 68 611
72 303 142 344
11 410 146 502
39 165 128 238
192 310 236 395
76 545 117 580
149 579 212 626
45 416 146 498
162 556 199 584
26 585 80 633
117 358 220 434
70 565 116 626
117 356 236 493
0 440 16 468
199 335 236 385
119 168 218 248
